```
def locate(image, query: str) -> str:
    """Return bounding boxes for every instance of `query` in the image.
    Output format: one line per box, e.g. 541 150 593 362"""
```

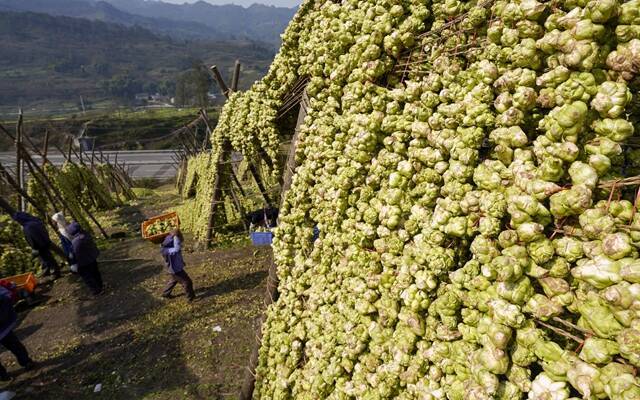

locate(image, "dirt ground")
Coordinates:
1 187 271 399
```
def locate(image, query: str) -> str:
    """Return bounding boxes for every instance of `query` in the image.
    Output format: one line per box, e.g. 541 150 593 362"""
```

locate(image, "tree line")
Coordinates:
98 62 213 107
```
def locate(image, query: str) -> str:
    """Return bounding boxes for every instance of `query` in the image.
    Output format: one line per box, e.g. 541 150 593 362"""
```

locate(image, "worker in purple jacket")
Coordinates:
161 229 195 301
12 212 60 279
68 222 103 295
0 286 35 381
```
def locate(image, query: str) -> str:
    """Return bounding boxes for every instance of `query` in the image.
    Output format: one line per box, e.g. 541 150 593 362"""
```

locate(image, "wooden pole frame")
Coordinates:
209 65 230 99
48 145 110 239
0 162 66 257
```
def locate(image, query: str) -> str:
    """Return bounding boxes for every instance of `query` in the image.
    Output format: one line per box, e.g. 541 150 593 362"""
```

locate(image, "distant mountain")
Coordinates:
163 0 301 8
96 0 296 45
0 0 295 45
0 11 275 108
0 0 226 40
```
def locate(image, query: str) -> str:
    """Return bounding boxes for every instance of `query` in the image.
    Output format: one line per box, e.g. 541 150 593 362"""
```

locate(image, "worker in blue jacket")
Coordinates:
161 229 195 301
0 286 35 381
68 222 103 295
12 212 60 279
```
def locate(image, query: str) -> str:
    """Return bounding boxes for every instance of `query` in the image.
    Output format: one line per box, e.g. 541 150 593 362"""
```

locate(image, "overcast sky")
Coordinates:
159 0 301 8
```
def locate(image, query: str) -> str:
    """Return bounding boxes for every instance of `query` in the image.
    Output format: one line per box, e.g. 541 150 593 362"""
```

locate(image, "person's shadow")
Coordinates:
196 270 267 300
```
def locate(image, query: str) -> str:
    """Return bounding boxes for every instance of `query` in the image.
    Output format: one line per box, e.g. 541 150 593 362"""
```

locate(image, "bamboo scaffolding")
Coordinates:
49 143 109 238
0 162 66 257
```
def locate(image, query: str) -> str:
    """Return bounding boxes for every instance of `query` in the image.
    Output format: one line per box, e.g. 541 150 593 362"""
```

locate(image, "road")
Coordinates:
0 150 182 180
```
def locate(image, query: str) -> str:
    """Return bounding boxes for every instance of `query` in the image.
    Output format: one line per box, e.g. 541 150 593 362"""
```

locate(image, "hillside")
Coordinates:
0 11 274 112
0 0 225 40
98 0 296 46
0 0 296 45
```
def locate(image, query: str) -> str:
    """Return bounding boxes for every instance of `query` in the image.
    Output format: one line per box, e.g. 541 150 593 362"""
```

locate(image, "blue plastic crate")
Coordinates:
250 231 273 246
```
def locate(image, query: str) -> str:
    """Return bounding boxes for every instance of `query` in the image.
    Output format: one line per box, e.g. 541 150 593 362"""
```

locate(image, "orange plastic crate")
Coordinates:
6 273 37 294
141 211 180 244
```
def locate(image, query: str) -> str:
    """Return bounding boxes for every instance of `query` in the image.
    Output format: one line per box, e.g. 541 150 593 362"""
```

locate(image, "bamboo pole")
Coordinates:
249 163 272 207
205 162 224 245
98 151 132 198
15 109 25 211
229 164 247 198
209 65 230 99
228 185 248 231
91 138 96 170
231 60 241 92
200 109 213 149
280 90 309 196
67 138 73 163
42 129 50 167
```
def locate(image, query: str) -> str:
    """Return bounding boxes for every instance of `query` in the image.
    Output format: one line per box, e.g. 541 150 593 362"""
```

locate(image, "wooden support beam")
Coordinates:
205 163 224 245
210 65 230 99
231 60 241 92
42 129 50 167
91 138 96 170
249 162 272 207
199 109 214 150
185 125 199 152
15 109 24 211
229 163 247 198
279 90 309 197
205 140 233 245
66 137 73 162
228 185 248 232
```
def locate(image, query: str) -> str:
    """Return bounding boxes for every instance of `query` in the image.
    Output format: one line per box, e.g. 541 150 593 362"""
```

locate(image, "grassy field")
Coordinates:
2 185 269 399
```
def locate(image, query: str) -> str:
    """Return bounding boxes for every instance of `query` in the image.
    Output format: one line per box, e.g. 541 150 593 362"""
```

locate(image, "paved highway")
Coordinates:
0 150 182 180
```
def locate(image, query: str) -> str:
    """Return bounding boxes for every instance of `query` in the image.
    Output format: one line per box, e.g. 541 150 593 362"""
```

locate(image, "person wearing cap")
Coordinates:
11 212 60 279
0 285 35 381
52 212 76 273
68 222 103 295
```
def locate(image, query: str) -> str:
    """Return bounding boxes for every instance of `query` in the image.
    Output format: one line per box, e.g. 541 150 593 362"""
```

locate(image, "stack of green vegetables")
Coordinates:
177 151 218 238
180 0 640 398
0 216 36 277
145 219 177 236
27 162 120 233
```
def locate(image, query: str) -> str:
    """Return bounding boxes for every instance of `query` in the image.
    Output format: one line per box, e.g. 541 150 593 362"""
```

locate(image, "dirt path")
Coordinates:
1 188 271 399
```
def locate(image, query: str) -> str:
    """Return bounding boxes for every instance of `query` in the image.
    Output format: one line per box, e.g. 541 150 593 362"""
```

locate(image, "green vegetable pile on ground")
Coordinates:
180 0 640 398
